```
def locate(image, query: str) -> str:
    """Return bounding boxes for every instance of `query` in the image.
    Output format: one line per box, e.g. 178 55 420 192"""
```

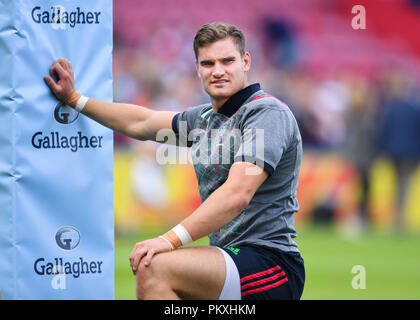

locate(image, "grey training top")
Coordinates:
172 83 302 253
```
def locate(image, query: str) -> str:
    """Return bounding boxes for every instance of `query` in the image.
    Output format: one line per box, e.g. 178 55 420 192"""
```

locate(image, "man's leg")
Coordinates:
135 246 226 300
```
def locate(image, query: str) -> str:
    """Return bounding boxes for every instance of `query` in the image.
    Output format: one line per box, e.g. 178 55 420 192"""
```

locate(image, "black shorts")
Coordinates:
221 244 305 300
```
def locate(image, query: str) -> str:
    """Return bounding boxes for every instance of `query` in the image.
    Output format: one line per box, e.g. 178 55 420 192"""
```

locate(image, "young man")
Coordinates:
44 22 305 300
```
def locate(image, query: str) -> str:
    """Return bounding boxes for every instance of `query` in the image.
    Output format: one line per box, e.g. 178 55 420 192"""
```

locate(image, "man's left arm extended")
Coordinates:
129 161 268 273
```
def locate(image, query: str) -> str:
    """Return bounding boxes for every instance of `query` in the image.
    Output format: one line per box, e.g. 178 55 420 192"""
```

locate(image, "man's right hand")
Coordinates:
44 58 78 105
43 58 178 143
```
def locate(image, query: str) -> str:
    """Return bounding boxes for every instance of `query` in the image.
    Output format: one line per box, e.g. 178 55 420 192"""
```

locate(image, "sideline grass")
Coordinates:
299 226 420 299
115 226 420 300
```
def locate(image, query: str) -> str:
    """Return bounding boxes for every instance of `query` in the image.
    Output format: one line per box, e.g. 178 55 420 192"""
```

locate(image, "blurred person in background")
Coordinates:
44 22 305 300
311 78 351 149
378 68 420 232
342 76 380 229
262 17 298 68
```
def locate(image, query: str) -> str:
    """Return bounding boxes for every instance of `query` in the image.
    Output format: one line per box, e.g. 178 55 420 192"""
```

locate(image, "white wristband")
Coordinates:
172 224 193 246
75 95 89 113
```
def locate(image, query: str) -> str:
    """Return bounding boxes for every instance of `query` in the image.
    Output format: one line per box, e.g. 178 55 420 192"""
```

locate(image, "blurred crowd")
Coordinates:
112 9 420 234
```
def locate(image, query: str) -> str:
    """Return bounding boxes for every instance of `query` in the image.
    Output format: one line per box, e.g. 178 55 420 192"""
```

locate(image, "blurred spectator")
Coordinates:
378 70 420 232
311 79 351 148
342 76 380 228
407 0 420 8
131 142 169 210
262 18 298 68
276 70 321 147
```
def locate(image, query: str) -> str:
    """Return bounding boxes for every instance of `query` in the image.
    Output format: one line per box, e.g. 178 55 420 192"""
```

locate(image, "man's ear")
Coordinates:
243 52 251 72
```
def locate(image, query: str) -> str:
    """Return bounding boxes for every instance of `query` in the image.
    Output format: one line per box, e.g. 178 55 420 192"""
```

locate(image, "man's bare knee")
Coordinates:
135 255 176 300
136 257 154 299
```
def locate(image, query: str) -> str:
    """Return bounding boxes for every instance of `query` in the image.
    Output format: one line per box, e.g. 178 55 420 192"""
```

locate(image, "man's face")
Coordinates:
196 37 251 107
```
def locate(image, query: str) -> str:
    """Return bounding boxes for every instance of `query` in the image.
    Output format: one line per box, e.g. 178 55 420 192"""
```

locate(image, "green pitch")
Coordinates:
115 226 420 300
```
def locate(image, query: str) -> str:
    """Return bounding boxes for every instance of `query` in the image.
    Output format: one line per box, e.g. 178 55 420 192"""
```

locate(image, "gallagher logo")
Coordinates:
54 102 79 124
55 226 81 250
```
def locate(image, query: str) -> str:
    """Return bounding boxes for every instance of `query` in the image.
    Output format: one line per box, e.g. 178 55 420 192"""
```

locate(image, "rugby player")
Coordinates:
44 22 305 300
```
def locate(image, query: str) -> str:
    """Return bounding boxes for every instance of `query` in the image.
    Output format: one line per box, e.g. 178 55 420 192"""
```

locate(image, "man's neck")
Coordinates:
211 97 229 112
211 82 249 112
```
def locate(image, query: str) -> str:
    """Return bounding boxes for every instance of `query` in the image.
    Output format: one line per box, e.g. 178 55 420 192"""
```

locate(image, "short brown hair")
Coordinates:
193 22 246 60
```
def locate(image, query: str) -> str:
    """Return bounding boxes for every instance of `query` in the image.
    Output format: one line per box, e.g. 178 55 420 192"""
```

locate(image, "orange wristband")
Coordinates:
66 90 81 108
161 230 182 249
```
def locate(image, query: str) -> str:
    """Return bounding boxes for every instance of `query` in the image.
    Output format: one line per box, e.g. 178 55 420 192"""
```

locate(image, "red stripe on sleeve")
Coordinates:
251 94 288 106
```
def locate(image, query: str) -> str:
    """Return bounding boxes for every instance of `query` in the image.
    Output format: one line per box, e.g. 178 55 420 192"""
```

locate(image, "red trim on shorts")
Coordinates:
241 271 286 290
240 265 282 283
240 265 289 297
242 277 289 297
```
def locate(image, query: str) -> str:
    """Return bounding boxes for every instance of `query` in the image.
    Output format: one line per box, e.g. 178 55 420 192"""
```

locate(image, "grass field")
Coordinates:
115 226 420 300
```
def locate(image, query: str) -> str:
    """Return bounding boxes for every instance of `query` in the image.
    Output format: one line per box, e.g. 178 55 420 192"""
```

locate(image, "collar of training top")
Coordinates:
217 83 261 117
